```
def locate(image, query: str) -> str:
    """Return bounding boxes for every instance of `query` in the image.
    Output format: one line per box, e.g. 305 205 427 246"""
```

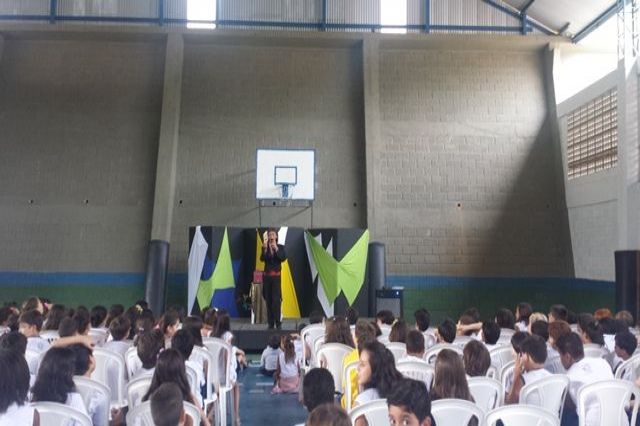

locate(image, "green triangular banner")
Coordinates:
196 228 235 309
306 232 340 304
337 230 369 305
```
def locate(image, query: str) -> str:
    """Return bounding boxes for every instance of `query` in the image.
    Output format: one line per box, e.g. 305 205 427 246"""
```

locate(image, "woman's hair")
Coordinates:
72 307 91 335
306 403 350 426
594 308 613 321
389 319 409 343
183 316 204 347
324 316 355 348
43 304 67 331
516 303 533 325
90 305 108 328
143 349 191 403
495 308 515 330
31 347 77 403
105 304 125 327
160 310 180 335
361 341 403 398
137 330 165 369
354 320 377 353
577 313 595 333
528 312 548 324
457 314 477 337
21 297 42 313
202 308 218 330
582 321 605 346
431 349 473 402
213 313 231 339
267 334 280 350
135 309 156 336
109 315 131 341
0 348 31 412
282 334 296 364
463 340 491 377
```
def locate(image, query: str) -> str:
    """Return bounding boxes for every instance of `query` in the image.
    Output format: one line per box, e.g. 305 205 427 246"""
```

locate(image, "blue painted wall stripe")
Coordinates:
0 272 188 286
386 275 614 290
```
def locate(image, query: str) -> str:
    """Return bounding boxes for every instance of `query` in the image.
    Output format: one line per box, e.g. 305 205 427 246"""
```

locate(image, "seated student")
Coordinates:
457 315 479 337
201 308 217 338
105 304 124 329
272 335 300 394
548 320 571 351
580 321 605 347
133 330 164 379
463 340 491 377
549 304 568 323
515 302 533 332
324 316 355 349
355 341 403 406
436 318 456 344
613 330 638 378
495 308 516 331
58 317 78 338
505 335 551 404
557 333 614 426
143 349 209 425
431 349 474 402
43 304 66 332
160 310 181 349
259 334 280 377
18 310 50 373
302 368 335 413
0 349 39 426
414 308 432 334
31 347 89 418
481 321 501 351
90 306 108 330
527 313 548 333
501 332 528 394
73 308 91 336
306 404 350 426
103 315 132 357
600 317 627 353
0 332 33 386
616 310 635 331
530 320 549 342
376 310 395 327
171 330 205 396
346 307 359 327
150 383 192 426
341 320 377 409
389 319 409 343
387 378 433 426
69 344 123 426
399 330 426 363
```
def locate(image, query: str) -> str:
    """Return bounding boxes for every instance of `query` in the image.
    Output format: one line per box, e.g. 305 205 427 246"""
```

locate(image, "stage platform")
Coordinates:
231 318 309 352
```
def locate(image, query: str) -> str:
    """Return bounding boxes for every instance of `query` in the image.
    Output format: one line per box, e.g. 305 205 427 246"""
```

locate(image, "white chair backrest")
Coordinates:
431 398 484 426
583 344 607 359
73 376 111 426
202 337 234 389
30 402 92 426
125 400 201 426
126 376 153 408
424 344 463 365
311 335 326 368
89 328 108 347
486 365 498 379
343 360 359 411
185 363 201 405
24 348 42 375
396 360 434 391
190 345 214 400
92 348 126 406
490 346 515 370
519 374 569 419
316 343 353 393
615 353 640 381
453 336 473 348
485 404 559 426
301 324 325 367
349 398 388 426
377 335 390 345
385 342 407 363
467 376 503 412
125 346 143 378
379 324 392 337
497 328 515 346
40 330 60 343
500 360 515 394
544 354 566 374
423 331 437 349
576 379 640 426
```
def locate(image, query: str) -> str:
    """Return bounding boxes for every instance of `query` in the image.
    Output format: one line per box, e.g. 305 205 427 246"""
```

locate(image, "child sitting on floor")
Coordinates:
260 334 280 377
272 334 300 394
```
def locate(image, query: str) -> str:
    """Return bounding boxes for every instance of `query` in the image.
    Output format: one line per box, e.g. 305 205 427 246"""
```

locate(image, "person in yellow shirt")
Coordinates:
341 319 377 409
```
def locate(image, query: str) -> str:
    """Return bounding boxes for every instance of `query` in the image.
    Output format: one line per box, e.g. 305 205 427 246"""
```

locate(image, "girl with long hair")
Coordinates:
431 348 473 402
324 316 355 348
272 335 300 394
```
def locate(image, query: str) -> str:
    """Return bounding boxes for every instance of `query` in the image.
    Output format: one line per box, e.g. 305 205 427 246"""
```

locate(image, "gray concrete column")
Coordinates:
362 35 381 239
0 35 4 64
150 33 184 242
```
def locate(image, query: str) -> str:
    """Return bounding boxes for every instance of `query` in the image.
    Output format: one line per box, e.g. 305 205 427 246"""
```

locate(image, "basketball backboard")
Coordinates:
256 149 315 200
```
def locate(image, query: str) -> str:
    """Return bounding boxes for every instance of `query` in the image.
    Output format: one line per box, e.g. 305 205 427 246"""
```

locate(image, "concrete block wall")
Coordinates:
374 47 573 276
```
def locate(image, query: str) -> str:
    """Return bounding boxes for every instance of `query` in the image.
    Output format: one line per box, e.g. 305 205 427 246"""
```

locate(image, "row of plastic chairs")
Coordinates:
349 378 639 426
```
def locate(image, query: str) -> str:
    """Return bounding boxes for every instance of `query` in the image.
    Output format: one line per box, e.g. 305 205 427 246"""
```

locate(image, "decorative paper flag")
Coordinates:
304 233 334 317
255 229 265 272
187 226 208 314
277 227 301 318
197 227 235 310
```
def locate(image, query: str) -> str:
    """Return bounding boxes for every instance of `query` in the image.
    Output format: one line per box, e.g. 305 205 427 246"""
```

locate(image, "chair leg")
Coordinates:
218 392 227 426
229 389 236 425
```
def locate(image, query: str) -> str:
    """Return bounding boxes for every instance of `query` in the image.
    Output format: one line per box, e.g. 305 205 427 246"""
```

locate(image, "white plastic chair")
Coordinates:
343 361 359 411
40 330 60 343
396 360 434 390
576 379 640 426
203 337 235 426
453 336 474 348
544 354 566 374
92 348 126 407
89 328 108 347
377 334 390 345
490 346 515 371
125 346 143 379
468 376 503 411
349 398 388 426
379 324 392 337
185 363 201 407
486 365 498 379
311 334 326 368
74 376 111 426
500 360 515 394
190 345 215 404
385 342 407 363
301 324 325 369
431 398 484 426
25 348 42 375
583 344 607 359
125 400 201 426
423 331 437 349
485 404 559 426
424 344 463 364
519 374 569 420
30 401 92 426
316 343 353 393
615 353 640 381
497 329 515 346
126 376 152 408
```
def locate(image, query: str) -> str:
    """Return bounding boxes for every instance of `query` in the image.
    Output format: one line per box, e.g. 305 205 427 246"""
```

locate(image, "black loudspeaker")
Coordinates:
376 289 403 318
368 242 386 316
144 240 170 316
615 250 640 322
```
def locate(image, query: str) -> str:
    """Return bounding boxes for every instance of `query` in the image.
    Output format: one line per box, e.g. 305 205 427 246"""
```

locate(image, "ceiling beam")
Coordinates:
521 0 536 13
481 0 555 35
572 2 619 43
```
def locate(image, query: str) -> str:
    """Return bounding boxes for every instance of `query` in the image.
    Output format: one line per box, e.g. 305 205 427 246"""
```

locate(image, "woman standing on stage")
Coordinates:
261 228 287 330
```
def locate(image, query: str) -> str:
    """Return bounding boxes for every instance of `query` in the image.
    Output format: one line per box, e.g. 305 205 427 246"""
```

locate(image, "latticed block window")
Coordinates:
566 88 618 179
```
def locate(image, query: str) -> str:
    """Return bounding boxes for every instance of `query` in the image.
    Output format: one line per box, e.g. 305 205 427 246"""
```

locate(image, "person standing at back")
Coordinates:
260 228 287 330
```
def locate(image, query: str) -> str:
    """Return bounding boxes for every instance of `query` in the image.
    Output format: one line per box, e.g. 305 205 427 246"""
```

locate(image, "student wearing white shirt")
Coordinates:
505 335 551 404
272 335 300 394
0 349 39 426
462 339 491 377
171 330 205 398
296 368 335 426
18 310 50 374
557 332 615 426
132 330 164 380
259 334 280 376
482 321 501 355
102 315 132 357
398 330 427 364
613 330 637 379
